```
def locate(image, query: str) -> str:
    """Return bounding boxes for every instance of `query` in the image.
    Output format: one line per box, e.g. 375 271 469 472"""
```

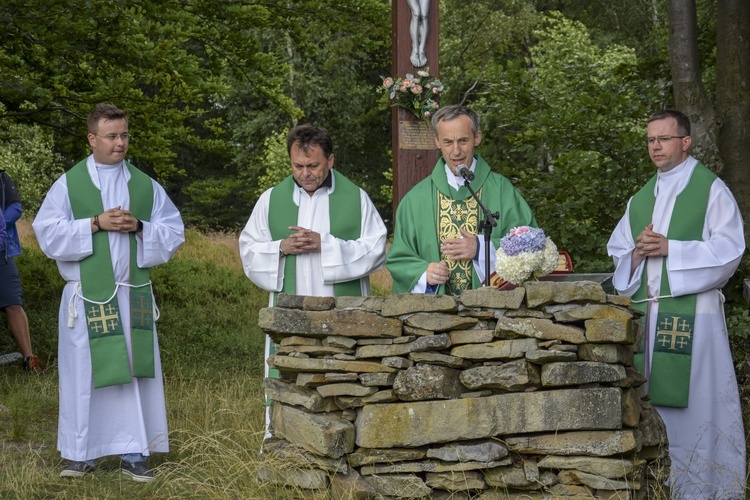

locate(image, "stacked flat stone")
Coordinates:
259 281 669 499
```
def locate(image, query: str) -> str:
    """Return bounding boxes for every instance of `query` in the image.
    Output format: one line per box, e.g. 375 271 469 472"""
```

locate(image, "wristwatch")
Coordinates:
136 220 144 233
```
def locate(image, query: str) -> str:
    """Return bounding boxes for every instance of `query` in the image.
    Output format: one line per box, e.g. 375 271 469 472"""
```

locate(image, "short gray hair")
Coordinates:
431 105 480 137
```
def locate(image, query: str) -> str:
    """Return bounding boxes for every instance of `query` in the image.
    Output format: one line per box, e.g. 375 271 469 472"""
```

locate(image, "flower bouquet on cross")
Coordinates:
494 226 559 286
379 67 443 122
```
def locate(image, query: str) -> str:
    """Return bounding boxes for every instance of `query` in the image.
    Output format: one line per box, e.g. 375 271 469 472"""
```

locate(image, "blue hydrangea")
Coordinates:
500 227 547 256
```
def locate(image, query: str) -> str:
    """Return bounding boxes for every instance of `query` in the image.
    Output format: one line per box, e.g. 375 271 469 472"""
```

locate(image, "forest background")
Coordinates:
1 0 749 402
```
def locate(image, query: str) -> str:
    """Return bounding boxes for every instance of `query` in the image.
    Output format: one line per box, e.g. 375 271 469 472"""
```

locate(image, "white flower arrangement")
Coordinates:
495 226 559 286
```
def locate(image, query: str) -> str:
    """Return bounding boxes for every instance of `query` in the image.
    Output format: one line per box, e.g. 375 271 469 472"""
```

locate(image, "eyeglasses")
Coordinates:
96 133 130 142
645 135 686 146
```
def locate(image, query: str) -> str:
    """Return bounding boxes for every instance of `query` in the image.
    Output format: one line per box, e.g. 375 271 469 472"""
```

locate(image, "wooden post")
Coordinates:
392 0 440 214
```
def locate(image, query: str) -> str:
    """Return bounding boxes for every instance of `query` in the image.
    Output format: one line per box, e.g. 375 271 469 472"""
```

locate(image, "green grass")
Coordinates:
0 228 295 498
1 225 747 498
0 366 298 499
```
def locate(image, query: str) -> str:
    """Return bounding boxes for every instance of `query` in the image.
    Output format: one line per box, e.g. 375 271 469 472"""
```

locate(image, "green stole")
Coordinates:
629 162 715 407
265 171 362 387
268 171 362 298
386 154 537 294
67 159 155 389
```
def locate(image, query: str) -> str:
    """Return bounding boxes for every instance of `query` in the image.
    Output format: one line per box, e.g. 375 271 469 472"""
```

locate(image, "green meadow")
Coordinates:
0 224 745 499
0 225 350 499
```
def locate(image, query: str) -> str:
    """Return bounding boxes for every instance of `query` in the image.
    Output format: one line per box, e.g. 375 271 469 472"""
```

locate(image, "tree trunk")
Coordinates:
716 0 750 219
668 0 721 170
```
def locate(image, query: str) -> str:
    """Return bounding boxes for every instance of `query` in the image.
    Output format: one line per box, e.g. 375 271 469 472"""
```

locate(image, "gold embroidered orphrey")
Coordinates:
131 293 154 329
437 189 480 294
86 303 122 335
656 314 693 352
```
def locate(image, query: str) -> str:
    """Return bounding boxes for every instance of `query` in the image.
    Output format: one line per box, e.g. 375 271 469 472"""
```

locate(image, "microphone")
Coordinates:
456 164 474 182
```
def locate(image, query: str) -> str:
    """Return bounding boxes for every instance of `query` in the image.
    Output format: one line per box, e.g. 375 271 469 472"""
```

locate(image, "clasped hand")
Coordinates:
280 226 321 256
634 223 668 258
440 228 477 261
99 206 139 233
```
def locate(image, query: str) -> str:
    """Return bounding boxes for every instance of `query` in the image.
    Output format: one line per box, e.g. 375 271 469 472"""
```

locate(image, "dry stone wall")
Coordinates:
258 282 669 499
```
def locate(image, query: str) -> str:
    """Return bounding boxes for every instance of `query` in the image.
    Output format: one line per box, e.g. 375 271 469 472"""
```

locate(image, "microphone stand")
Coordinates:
462 178 498 287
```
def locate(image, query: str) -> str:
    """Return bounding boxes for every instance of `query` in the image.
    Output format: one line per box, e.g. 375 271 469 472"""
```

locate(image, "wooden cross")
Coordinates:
391 0 440 212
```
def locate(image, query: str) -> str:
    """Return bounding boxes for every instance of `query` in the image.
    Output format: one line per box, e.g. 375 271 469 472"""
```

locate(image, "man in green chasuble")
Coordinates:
387 105 536 294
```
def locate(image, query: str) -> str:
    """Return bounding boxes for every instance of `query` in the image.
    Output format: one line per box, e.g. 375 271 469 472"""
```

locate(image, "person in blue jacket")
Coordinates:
1 170 42 373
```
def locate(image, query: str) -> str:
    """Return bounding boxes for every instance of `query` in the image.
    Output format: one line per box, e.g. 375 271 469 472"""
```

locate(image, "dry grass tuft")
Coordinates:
369 266 393 296
16 218 39 250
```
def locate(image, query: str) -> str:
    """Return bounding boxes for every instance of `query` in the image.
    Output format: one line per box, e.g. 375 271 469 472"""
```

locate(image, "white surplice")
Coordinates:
32 156 185 462
239 174 387 302
607 156 746 499
238 173 387 388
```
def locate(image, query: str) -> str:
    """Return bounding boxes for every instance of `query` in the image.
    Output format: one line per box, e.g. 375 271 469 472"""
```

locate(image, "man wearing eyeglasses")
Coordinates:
33 103 185 482
608 109 745 498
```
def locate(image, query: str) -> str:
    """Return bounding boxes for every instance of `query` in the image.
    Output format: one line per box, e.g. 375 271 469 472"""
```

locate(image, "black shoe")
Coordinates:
60 461 95 478
121 461 154 482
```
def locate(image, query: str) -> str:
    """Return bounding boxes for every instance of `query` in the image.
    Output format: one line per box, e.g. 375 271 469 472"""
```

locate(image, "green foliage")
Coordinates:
534 0 663 56
380 162 394 209
0 0 293 181
168 0 393 228
1 0 366 228
498 13 667 272
439 0 541 104
727 301 750 342
180 176 251 230
254 130 292 199
151 254 268 373
725 253 750 352
442 10 669 272
238 0 391 200
0 104 65 214
0 0 395 228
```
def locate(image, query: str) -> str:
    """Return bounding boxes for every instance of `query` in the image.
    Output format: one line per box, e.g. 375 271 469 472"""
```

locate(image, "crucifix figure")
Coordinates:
392 0 439 210
407 0 430 68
